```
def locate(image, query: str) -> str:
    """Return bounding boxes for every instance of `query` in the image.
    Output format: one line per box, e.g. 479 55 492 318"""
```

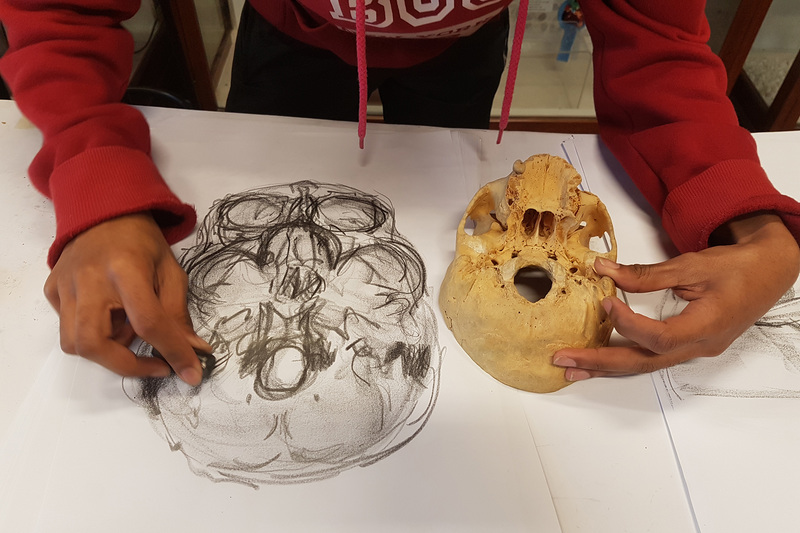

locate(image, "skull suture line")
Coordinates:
439 155 617 393
125 182 440 486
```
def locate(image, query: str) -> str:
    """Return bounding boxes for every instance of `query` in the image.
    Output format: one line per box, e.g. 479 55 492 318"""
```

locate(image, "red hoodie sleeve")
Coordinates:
582 0 800 253
0 0 197 267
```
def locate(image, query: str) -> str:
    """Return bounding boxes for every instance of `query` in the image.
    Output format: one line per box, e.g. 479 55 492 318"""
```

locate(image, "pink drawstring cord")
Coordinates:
355 2 525 147
497 0 529 144
355 0 368 149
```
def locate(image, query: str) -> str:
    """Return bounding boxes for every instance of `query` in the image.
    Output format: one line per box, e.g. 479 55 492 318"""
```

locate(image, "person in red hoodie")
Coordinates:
0 0 798 387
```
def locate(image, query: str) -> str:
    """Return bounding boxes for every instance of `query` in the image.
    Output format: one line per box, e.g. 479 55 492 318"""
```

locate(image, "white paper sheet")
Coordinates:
562 132 800 533
0 345 560 532
0 108 59 443
649 132 800 533
7 101 794 533
508 134 696 533
0 108 562 532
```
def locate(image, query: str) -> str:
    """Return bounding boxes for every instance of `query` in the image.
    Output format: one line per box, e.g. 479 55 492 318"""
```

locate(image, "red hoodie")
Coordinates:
1 0 798 267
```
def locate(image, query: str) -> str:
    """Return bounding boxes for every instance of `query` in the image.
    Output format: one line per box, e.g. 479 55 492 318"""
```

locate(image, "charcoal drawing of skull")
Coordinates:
125 182 440 486
439 155 617 393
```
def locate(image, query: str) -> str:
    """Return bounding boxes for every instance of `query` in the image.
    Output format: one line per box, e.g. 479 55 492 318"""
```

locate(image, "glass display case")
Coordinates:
489 1 595 131
492 0 800 132
121 0 798 130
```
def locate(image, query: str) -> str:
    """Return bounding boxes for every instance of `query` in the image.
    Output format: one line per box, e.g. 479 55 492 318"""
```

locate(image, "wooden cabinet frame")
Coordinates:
130 0 233 110
718 0 799 131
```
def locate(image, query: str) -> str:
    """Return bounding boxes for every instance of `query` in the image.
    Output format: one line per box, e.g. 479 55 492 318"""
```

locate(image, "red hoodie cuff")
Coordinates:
662 158 800 253
47 145 197 267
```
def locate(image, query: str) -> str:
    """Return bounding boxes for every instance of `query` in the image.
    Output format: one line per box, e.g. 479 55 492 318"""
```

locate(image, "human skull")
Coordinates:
439 155 617 393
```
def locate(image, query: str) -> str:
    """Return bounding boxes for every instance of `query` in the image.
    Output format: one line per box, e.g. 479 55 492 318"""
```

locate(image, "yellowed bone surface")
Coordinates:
439 155 617 393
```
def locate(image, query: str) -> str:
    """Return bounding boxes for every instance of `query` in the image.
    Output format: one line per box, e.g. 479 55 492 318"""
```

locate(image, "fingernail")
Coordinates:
566 369 591 382
179 366 202 386
552 356 576 368
597 257 620 269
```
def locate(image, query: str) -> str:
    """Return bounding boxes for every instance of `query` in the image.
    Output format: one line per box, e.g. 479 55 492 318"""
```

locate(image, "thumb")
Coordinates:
594 256 683 294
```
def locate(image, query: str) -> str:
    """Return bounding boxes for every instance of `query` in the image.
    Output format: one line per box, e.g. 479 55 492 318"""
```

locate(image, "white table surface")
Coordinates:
1 99 797 532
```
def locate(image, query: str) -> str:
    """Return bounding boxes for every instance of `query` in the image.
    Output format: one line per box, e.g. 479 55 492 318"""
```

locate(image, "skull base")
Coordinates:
439 155 617 393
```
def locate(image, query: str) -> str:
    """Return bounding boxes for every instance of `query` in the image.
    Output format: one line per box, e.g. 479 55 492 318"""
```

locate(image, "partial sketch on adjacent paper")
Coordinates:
124 181 441 486
658 288 800 401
